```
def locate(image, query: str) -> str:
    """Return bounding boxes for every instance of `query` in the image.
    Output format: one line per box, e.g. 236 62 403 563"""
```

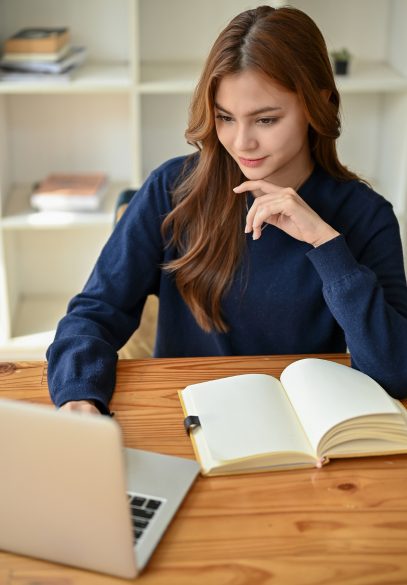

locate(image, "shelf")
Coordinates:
335 60 407 93
0 294 69 360
0 63 133 94
1 181 128 230
137 59 407 95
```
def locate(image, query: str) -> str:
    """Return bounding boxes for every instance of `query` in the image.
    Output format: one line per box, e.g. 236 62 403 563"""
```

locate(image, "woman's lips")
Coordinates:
238 156 268 168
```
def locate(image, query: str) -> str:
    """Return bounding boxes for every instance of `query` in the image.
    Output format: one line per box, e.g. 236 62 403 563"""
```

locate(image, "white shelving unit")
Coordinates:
0 0 406 359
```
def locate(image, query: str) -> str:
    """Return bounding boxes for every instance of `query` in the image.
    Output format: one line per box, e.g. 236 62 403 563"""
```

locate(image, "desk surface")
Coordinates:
1 354 407 585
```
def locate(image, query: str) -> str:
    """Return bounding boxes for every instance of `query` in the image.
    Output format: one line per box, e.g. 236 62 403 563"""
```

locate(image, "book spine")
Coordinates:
4 31 70 54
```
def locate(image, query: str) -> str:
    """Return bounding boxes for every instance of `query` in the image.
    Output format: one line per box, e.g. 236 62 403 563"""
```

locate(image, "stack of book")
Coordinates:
30 173 109 212
0 27 86 82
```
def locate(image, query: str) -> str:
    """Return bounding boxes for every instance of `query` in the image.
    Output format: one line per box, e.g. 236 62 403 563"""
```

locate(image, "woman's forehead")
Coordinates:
214 70 297 113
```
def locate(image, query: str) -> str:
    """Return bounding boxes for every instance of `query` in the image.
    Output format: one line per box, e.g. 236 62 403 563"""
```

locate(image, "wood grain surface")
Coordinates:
1 354 407 585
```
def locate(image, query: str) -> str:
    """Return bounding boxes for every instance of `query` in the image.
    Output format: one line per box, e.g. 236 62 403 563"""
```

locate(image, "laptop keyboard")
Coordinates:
127 493 163 543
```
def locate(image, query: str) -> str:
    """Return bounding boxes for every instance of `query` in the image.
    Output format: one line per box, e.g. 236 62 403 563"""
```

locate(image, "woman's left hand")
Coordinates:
233 179 340 247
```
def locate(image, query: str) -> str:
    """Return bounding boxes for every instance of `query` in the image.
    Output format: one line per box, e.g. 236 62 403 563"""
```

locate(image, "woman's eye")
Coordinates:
215 114 233 123
257 117 278 125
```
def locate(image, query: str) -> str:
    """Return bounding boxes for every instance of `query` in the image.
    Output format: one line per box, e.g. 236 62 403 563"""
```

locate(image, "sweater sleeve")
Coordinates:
306 202 407 399
46 170 167 412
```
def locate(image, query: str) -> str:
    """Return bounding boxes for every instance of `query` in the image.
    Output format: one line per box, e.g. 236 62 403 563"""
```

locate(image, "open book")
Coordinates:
178 358 407 476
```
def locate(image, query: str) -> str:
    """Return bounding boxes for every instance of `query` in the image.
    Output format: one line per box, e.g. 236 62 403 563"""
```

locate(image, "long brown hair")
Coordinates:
162 5 360 333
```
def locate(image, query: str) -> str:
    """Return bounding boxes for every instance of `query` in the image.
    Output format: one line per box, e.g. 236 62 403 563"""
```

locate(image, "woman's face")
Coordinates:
214 69 312 185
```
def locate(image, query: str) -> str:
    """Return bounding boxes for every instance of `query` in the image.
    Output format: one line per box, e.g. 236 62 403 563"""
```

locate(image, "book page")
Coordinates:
181 374 314 462
280 359 401 453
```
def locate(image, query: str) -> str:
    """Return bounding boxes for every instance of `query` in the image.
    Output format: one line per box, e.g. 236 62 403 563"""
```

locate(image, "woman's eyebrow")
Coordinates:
214 102 282 116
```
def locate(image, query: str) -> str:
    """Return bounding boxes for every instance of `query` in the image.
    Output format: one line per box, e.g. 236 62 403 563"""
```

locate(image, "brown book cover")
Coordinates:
31 173 108 211
4 28 70 54
33 173 107 196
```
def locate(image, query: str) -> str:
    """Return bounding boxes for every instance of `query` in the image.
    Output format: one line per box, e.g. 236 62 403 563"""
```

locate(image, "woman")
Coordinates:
47 6 407 415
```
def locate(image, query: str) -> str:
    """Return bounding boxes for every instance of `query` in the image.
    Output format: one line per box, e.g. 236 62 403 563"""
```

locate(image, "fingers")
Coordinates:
234 180 338 245
245 193 290 239
233 180 280 196
59 400 101 415
234 181 291 240
249 205 279 240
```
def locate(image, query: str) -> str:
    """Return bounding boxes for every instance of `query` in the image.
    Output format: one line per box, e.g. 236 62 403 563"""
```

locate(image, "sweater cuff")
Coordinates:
59 396 112 416
306 234 359 284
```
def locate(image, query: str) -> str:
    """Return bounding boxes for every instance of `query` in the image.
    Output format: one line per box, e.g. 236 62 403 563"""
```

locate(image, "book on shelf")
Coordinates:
179 358 407 476
1 44 71 63
0 70 72 83
3 27 70 54
0 46 86 74
30 173 109 212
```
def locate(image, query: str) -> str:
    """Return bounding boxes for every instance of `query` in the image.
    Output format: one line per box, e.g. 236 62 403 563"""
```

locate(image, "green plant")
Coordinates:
330 48 351 62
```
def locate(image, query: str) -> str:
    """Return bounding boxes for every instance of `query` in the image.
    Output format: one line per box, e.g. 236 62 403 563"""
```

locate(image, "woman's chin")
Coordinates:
242 169 271 181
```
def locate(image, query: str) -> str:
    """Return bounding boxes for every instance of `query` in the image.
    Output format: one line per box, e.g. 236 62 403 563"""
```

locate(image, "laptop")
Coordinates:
0 398 200 578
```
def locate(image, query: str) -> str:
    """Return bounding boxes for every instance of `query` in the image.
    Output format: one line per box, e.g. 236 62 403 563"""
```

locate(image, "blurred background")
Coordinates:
0 0 406 360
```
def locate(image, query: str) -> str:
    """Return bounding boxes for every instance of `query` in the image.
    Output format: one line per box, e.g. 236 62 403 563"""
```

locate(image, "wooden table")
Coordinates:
1 354 407 585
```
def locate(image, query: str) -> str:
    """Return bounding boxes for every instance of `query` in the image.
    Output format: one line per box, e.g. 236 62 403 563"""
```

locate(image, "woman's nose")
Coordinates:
233 124 258 152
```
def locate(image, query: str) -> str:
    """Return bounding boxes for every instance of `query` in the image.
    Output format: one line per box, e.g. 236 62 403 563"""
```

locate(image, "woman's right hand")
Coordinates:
59 400 101 415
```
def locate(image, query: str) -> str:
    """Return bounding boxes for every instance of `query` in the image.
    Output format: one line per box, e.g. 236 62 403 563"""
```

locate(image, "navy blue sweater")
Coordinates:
47 156 407 412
